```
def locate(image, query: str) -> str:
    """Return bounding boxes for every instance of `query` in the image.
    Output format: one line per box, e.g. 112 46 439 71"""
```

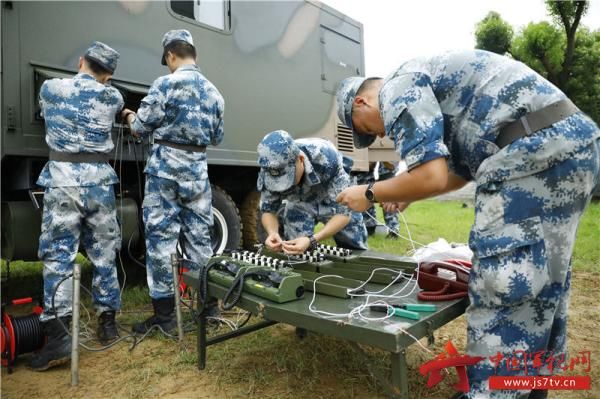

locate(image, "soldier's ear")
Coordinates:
78 57 84 70
354 96 367 108
99 74 113 84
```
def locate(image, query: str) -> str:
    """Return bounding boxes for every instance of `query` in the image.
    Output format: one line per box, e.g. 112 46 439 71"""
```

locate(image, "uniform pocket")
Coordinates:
142 193 162 208
469 216 549 307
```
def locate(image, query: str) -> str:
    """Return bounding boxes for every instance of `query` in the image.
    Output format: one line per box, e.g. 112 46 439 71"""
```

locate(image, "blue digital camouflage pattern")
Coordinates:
467 134 599 399
355 162 400 234
143 174 213 299
132 64 224 181
257 130 300 192
37 73 123 187
162 29 194 47
337 50 600 398
258 136 368 250
38 185 121 321
84 41 119 73
132 59 223 299
36 69 123 321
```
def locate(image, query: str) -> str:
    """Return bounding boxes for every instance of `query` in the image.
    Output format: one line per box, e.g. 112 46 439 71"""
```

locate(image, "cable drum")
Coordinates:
12 313 44 356
1 310 45 371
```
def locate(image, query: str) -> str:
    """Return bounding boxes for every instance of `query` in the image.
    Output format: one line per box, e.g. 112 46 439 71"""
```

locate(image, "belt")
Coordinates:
496 99 579 149
155 139 206 153
49 150 109 163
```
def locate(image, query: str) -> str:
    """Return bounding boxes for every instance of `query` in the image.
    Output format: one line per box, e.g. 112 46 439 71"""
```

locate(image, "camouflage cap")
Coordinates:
161 29 194 65
84 41 119 74
336 76 377 149
257 130 300 193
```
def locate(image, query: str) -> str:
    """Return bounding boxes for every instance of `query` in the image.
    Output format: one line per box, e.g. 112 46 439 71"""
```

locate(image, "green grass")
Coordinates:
363 199 599 273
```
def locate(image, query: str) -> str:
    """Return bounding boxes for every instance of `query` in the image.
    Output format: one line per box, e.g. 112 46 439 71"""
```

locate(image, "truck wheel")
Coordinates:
240 190 265 250
211 185 242 253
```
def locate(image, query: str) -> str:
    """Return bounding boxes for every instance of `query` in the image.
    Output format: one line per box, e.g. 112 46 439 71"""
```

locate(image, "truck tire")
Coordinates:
211 185 242 253
240 190 265 250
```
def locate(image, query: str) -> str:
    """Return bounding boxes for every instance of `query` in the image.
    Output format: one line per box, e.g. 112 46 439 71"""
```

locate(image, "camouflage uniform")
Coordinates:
338 50 600 398
37 42 123 322
354 162 400 234
131 30 224 299
257 130 368 250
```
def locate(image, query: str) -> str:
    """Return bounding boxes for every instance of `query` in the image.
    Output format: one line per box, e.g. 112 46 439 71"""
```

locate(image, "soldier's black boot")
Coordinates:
29 316 72 371
132 297 176 335
97 310 119 344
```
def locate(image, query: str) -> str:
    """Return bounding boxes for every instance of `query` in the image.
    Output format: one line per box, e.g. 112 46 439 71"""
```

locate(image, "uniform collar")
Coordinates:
174 64 201 73
74 73 97 81
301 151 320 186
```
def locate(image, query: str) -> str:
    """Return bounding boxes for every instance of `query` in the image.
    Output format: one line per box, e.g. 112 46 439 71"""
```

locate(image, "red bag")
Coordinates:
416 260 471 301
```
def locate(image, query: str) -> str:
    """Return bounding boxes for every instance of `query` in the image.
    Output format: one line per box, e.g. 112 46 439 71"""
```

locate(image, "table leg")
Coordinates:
197 289 207 370
391 349 408 399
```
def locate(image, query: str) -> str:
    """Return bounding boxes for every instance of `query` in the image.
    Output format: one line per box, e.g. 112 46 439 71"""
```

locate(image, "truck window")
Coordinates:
171 0 227 31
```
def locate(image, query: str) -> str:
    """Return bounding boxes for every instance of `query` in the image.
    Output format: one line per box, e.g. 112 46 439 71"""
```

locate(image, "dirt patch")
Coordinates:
2 273 598 399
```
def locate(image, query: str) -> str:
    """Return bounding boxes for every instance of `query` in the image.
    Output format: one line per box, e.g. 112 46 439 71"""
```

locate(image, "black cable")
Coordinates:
237 312 252 329
51 273 139 352
129 135 144 202
10 313 44 356
221 272 248 310
127 232 147 269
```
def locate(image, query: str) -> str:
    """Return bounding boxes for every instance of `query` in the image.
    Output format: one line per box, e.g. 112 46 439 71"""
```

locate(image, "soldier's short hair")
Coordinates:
84 55 112 76
356 77 383 96
163 41 197 61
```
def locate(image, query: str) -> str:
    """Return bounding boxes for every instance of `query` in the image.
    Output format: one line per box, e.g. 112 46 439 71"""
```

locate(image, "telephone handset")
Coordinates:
416 261 471 301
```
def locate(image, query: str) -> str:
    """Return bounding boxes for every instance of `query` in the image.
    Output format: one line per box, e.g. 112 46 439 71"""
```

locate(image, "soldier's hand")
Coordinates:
121 108 135 122
282 237 311 255
265 233 283 252
336 185 370 212
382 201 411 213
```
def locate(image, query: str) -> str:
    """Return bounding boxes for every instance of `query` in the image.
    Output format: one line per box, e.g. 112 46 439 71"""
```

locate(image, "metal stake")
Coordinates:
71 262 81 386
171 253 184 346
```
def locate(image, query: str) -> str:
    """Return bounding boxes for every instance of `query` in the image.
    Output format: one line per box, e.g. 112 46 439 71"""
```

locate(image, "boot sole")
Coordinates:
30 356 70 371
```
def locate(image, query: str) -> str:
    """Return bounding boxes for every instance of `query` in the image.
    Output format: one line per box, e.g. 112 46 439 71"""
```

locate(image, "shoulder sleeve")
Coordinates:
39 81 51 118
259 188 283 214
132 77 167 135
205 83 224 146
380 73 449 170
324 147 352 216
112 87 125 111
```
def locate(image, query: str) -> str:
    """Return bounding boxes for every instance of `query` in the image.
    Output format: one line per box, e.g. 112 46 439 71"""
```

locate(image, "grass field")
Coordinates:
1 200 598 399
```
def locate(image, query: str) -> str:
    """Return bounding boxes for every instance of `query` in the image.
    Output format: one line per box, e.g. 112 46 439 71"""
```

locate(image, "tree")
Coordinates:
475 11 513 55
511 22 565 85
546 0 589 88
566 28 600 124
473 1 599 124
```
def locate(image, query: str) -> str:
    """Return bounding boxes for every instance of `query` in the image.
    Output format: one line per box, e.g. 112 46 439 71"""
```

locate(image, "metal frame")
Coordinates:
184 273 468 399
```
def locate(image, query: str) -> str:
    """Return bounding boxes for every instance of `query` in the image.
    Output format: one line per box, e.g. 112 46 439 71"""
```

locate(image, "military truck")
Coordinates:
1 0 368 265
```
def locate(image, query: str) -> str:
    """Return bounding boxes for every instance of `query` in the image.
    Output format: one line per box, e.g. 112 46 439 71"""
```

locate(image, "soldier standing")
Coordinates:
31 42 124 370
335 50 600 399
123 30 224 333
257 130 367 254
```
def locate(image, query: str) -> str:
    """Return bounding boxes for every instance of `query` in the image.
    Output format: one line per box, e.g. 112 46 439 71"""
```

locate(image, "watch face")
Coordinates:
365 186 375 201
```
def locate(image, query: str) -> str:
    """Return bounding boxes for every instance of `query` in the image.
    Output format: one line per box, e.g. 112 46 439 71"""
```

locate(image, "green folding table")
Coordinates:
182 270 468 399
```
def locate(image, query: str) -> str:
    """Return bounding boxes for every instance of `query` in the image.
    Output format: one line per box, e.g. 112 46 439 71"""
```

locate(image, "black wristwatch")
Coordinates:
308 235 318 251
365 182 376 202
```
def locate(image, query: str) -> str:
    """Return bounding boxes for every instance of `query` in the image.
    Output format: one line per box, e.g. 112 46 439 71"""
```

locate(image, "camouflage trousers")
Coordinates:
363 204 400 232
466 139 600 399
38 185 121 322
282 200 368 250
143 174 213 299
